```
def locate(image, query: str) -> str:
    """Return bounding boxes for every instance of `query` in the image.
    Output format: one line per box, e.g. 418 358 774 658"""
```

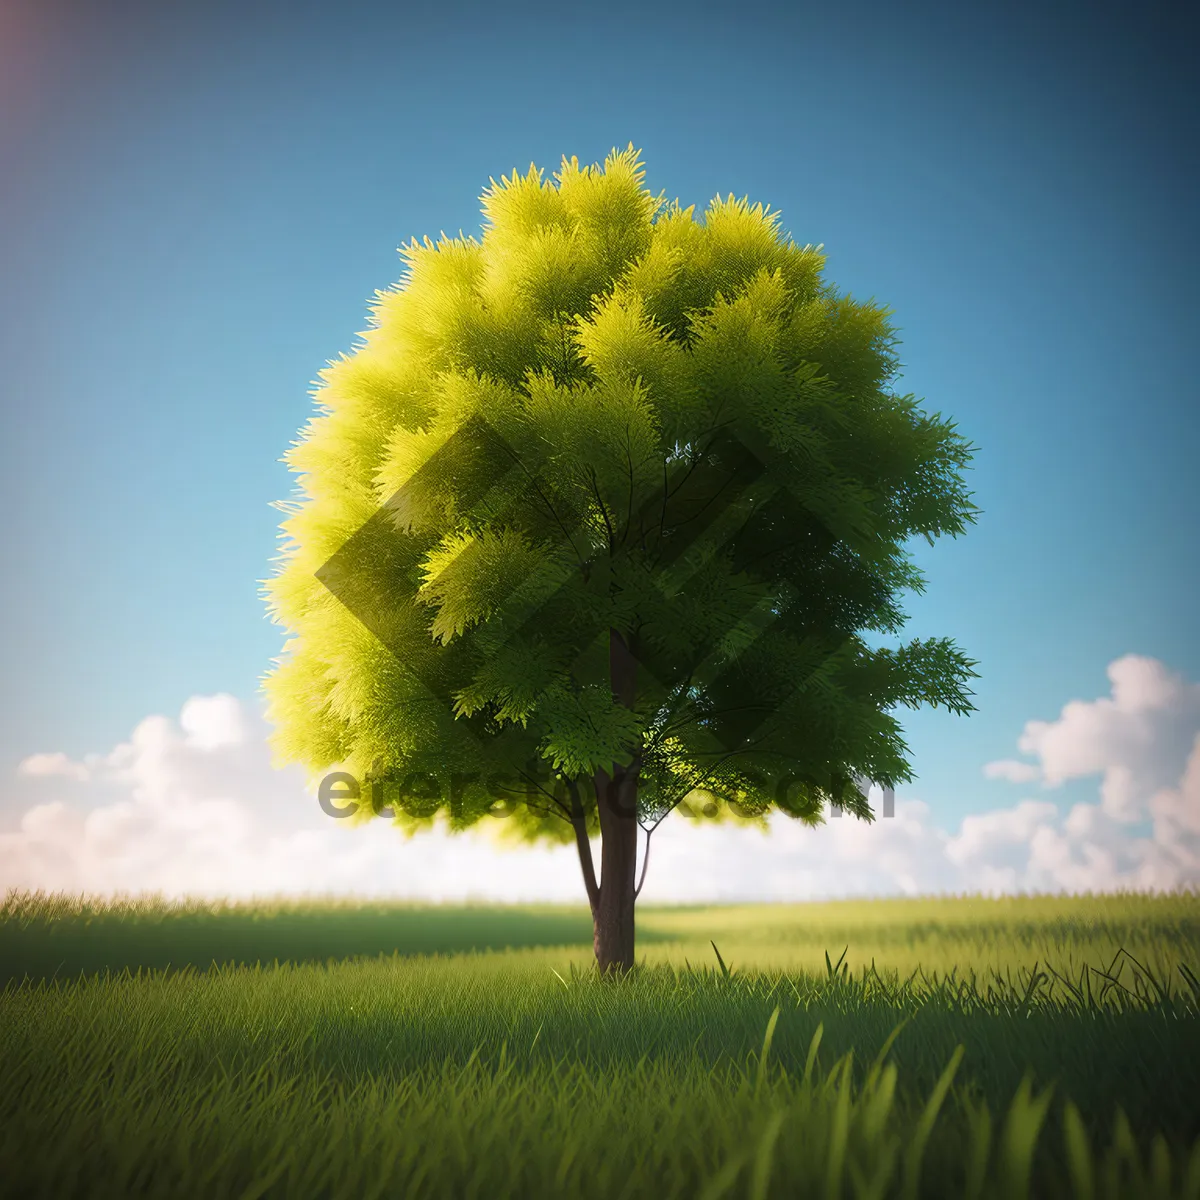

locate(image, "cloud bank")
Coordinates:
2 655 1197 902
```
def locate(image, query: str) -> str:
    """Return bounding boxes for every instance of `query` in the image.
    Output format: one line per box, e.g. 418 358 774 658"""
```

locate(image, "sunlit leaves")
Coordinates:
417 527 548 644
264 143 981 844
571 287 700 442
521 368 662 531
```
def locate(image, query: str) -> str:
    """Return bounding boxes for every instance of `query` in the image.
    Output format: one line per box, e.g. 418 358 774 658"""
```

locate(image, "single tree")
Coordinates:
263 145 980 973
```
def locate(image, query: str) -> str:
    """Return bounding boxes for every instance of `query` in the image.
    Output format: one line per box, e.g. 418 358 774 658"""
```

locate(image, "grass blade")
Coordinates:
902 1044 965 1200
755 1006 781 1099
711 941 731 980
750 1110 787 1200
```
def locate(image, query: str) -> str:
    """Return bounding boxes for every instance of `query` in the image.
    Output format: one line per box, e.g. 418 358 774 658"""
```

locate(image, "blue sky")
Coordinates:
1 0 1196 897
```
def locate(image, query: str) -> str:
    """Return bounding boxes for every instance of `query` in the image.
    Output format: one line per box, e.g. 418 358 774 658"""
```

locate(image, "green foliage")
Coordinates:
263 144 981 841
3 892 1200 1198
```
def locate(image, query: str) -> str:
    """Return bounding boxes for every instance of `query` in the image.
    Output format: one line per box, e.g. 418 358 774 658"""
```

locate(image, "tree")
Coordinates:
263 144 981 973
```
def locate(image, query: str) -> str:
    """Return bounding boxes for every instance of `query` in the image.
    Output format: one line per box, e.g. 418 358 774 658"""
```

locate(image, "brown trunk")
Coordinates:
592 763 639 972
590 627 640 974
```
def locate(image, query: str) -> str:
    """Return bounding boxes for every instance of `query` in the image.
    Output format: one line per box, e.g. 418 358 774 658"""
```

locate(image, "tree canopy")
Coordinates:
263 144 980 969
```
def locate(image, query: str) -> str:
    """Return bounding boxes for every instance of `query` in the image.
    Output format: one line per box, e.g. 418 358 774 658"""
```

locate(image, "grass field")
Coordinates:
2 890 1199 1198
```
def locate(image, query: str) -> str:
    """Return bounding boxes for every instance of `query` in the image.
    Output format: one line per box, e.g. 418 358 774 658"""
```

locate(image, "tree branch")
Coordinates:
615 430 635 551
511 765 574 822
640 742 773 836
587 464 616 552
568 778 600 913
495 439 589 572
643 696 778 751
633 824 652 900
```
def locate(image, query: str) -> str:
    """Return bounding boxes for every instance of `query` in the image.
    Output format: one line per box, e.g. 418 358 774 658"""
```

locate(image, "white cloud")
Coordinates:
982 759 1041 784
18 752 90 782
1014 655 1200 822
2 654 1198 902
179 694 248 750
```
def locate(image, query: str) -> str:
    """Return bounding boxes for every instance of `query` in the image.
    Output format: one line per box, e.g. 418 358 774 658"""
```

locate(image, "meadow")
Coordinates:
2 889 1198 1198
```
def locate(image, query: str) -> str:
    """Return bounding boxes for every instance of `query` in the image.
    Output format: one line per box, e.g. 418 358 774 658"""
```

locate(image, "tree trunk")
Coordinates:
590 627 641 974
592 762 639 972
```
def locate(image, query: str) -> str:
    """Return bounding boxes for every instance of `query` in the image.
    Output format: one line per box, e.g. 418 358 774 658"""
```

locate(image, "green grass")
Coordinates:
2 890 1199 1198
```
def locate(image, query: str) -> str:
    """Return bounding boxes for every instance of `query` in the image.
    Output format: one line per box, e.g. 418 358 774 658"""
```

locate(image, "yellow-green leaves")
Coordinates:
572 287 700 441
538 679 647 777
417 527 546 644
792 292 901 401
480 162 572 242
555 145 665 280
522 368 662 537
688 267 793 430
483 223 600 325
373 371 524 514
478 144 663 322
264 143 979 844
